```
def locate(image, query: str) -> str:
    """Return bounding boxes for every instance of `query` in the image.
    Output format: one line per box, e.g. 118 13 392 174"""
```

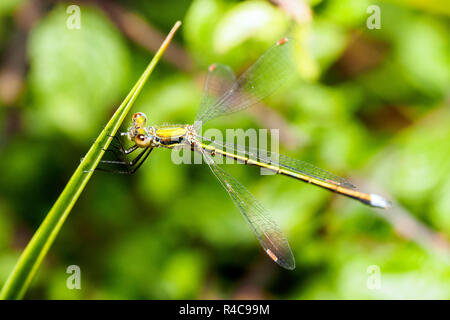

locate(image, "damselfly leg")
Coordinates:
96 147 153 174
95 133 154 174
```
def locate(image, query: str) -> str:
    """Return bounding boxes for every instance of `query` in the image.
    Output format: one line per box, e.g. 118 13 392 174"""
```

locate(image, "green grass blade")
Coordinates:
0 21 182 300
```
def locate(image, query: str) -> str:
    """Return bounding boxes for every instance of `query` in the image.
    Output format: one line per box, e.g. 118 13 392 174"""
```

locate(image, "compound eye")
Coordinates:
132 112 147 126
135 134 150 147
132 112 144 121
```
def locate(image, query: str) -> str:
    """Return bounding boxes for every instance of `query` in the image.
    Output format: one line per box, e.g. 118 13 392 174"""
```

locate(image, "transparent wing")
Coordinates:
202 137 356 189
195 63 236 130
195 38 296 127
202 150 295 270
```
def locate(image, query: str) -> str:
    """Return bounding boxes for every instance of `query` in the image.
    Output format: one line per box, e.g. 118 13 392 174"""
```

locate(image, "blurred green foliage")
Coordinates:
28 5 131 141
0 0 449 299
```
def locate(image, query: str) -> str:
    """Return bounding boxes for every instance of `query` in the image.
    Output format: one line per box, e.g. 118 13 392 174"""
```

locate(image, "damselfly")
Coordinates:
100 38 390 270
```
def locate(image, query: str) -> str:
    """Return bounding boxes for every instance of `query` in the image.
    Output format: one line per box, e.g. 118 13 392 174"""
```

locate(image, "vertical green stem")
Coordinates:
0 21 182 300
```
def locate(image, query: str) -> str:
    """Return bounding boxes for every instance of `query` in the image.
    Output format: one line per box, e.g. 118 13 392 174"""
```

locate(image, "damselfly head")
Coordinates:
128 112 152 146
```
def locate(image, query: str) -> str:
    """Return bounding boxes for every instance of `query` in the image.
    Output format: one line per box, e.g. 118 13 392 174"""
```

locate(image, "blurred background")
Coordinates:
0 0 449 299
